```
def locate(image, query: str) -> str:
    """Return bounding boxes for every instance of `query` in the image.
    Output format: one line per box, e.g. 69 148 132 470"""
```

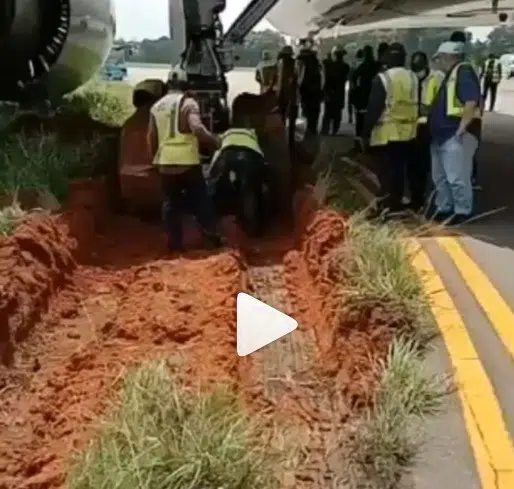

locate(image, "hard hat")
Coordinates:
168 66 187 82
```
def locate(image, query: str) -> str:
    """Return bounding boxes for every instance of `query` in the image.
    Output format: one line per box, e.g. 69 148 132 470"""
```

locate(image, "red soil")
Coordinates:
0 180 402 489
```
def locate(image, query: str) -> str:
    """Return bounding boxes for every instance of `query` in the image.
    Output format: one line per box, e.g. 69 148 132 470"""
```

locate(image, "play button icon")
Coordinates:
236 292 298 356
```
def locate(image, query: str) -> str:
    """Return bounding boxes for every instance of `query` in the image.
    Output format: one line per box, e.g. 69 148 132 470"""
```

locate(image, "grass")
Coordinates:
0 200 26 236
0 134 96 201
321 177 449 487
61 80 133 127
312 140 368 213
0 80 132 236
68 361 287 489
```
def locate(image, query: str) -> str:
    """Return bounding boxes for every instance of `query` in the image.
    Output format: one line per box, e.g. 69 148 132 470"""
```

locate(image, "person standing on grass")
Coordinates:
428 41 481 224
348 49 364 125
352 45 379 152
321 45 350 136
147 69 223 252
362 43 419 218
297 38 323 135
256 50 278 94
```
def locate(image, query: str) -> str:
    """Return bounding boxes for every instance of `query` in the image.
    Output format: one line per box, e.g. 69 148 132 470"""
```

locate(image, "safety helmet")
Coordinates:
168 66 187 82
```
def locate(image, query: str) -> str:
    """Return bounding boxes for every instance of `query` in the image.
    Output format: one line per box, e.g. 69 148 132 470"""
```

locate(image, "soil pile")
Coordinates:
0 180 404 489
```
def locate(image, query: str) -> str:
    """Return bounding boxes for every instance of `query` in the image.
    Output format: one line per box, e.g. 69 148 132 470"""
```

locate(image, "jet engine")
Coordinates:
0 0 115 103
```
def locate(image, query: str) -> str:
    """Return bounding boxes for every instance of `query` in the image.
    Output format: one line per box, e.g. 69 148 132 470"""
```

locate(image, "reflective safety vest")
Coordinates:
446 62 482 120
150 92 200 166
418 70 444 124
484 58 502 83
257 61 278 92
370 67 419 147
219 128 263 156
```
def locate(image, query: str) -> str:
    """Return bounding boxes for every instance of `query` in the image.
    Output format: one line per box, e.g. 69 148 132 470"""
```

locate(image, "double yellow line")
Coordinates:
410 237 514 489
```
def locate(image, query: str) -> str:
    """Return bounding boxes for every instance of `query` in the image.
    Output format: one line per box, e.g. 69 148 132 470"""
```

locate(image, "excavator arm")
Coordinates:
223 0 281 44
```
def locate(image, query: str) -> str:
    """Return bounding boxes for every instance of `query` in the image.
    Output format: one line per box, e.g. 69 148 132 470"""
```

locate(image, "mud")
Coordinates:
0 179 405 489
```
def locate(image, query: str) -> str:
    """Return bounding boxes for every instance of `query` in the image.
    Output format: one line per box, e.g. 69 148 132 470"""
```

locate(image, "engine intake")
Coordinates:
0 0 70 101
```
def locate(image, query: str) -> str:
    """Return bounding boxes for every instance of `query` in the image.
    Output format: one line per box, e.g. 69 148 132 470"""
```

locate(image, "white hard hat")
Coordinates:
168 66 187 82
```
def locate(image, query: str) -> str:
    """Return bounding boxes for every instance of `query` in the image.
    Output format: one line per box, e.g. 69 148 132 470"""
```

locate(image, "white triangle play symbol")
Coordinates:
237 292 298 357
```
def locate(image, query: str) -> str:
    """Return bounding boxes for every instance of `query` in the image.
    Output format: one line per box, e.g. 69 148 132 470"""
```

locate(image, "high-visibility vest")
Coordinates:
370 67 419 147
418 70 444 124
219 128 263 156
150 92 200 166
446 62 482 120
257 61 278 92
484 58 502 83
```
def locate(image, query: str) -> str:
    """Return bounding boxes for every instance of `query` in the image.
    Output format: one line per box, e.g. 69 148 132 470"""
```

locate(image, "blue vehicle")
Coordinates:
100 43 135 81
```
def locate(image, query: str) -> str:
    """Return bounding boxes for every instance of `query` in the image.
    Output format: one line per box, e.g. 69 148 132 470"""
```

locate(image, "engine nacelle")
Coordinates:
0 0 115 103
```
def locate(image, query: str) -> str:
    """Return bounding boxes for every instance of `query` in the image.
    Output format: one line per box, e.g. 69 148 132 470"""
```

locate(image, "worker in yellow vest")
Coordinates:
147 68 223 251
362 42 419 218
208 110 269 235
255 51 278 94
481 53 502 111
428 42 481 224
448 31 483 190
409 51 444 213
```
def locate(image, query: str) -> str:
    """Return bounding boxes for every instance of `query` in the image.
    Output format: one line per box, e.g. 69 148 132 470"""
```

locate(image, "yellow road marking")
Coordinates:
437 236 514 361
409 240 514 488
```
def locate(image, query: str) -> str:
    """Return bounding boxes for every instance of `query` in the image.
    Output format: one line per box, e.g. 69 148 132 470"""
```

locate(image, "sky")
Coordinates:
114 0 273 40
113 0 491 41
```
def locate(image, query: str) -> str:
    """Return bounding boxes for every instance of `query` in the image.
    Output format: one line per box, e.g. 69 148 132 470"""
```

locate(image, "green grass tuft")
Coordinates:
62 81 132 127
68 361 286 489
0 134 96 202
345 338 449 489
325 187 448 488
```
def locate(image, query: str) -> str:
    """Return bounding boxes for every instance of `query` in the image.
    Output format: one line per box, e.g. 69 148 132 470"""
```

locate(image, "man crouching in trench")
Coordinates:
207 103 270 236
230 90 294 231
147 70 223 252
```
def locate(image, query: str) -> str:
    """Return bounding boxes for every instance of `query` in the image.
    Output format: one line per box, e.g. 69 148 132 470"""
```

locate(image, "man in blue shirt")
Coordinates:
429 41 481 224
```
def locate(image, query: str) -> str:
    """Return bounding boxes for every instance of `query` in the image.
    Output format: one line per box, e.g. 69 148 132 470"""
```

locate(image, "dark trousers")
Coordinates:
160 166 219 250
300 94 321 135
210 147 269 235
279 99 298 158
355 111 365 138
321 96 344 135
374 141 413 212
483 81 498 111
354 110 366 150
407 125 431 211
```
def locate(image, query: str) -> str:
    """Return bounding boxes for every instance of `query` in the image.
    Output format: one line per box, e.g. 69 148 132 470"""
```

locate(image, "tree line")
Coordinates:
116 25 514 67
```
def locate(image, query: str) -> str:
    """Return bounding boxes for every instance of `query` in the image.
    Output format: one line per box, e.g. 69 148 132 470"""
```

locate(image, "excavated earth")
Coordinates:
0 176 402 489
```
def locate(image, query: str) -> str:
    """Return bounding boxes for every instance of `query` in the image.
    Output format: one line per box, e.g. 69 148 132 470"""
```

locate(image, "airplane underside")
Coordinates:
266 0 514 37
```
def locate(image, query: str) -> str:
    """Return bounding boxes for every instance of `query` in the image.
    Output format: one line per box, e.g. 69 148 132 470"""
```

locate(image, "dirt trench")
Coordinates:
0 179 400 489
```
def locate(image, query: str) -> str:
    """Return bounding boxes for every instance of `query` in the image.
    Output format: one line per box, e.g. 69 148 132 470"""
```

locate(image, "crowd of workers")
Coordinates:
118 30 506 252
119 70 287 252
255 31 505 224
